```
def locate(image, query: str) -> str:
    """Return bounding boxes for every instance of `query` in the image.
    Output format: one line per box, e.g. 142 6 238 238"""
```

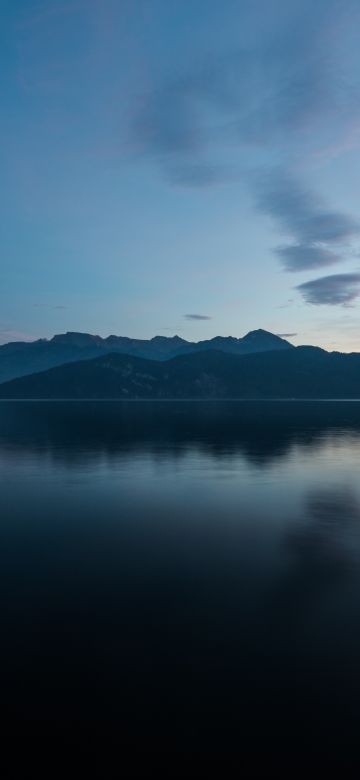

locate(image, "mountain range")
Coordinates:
2 338 360 399
0 328 292 384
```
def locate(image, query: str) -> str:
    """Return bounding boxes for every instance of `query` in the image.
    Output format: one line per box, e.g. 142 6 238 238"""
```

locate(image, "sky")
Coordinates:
1 0 360 350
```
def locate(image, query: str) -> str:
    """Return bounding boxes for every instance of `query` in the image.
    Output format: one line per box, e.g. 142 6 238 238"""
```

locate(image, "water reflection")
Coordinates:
1 399 360 468
1 401 360 762
290 488 360 569
269 488 360 640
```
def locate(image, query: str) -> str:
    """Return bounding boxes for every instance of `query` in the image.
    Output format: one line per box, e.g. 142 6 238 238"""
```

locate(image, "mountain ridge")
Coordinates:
0 329 293 384
2 344 360 399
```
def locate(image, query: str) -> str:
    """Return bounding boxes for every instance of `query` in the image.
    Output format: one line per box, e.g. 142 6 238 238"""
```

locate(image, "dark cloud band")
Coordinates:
274 244 341 272
184 314 212 320
296 273 360 305
254 170 360 272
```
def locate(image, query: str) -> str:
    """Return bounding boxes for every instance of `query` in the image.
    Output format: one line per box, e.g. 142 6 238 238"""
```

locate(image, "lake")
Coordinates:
2 400 360 767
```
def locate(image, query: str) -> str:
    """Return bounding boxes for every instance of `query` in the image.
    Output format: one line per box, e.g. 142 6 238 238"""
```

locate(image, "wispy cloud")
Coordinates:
33 303 68 310
296 273 360 305
274 245 341 272
277 332 298 338
129 9 336 183
254 170 360 271
129 2 360 178
256 172 358 244
184 313 212 321
128 2 360 288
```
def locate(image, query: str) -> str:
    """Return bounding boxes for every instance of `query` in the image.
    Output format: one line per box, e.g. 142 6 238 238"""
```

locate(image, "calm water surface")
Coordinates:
1 400 360 763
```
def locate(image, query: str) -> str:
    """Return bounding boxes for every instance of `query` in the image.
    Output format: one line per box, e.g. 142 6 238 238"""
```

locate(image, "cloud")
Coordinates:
274 245 341 272
296 273 360 305
129 9 335 177
255 171 359 245
129 7 360 274
184 313 212 320
276 333 298 338
123 0 360 320
33 303 68 309
128 1 360 181
254 170 360 271
127 0 360 303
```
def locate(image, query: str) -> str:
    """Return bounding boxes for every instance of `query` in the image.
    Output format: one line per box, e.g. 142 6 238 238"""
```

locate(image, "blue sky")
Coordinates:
2 0 360 350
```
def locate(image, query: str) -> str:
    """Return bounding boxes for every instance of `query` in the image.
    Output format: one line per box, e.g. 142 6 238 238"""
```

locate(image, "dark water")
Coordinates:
2 400 360 767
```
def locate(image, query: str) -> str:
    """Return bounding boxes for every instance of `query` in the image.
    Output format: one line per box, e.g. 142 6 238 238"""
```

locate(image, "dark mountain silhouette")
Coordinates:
2 345 360 399
0 329 292 383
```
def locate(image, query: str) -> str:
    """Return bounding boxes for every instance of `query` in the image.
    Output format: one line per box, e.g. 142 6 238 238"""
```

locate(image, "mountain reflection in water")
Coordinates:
1 400 360 767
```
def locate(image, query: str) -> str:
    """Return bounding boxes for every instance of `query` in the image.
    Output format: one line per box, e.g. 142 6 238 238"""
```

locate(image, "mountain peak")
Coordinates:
239 329 294 353
51 332 103 347
243 329 276 339
243 329 293 343
150 335 186 344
